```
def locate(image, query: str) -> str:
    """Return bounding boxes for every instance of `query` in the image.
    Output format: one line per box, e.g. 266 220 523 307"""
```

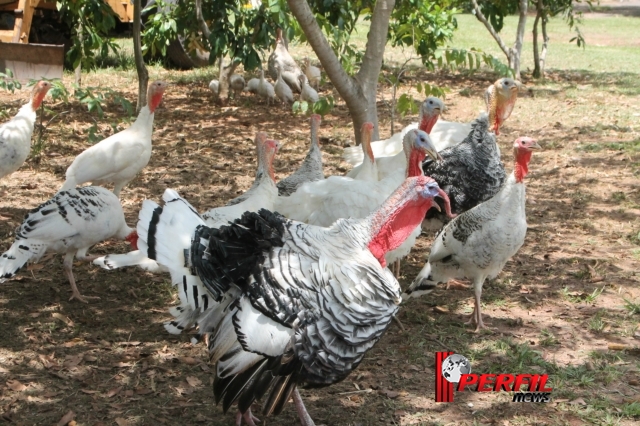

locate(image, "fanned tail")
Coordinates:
342 145 364 166
0 241 46 282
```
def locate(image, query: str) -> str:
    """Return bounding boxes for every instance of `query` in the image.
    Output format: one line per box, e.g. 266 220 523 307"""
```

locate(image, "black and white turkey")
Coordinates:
405 137 540 331
129 175 444 425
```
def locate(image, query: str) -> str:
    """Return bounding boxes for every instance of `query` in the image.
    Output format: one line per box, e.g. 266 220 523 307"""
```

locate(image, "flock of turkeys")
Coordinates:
0 56 538 425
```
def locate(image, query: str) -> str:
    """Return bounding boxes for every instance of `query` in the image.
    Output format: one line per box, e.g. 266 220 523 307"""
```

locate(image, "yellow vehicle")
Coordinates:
0 0 134 81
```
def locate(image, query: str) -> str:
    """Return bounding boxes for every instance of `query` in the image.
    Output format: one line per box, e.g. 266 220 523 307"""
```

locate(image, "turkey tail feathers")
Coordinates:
0 241 45 282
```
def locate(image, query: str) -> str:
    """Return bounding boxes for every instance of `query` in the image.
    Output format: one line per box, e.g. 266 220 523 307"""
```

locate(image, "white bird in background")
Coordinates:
0 81 51 181
346 98 444 181
404 137 540 331
257 69 276 105
0 186 138 303
202 132 280 227
60 81 168 197
302 57 321 89
299 75 319 104
274 65 294 105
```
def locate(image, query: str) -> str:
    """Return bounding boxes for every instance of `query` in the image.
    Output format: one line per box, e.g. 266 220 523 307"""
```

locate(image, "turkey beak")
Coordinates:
431 203 441 212
530 141 541 150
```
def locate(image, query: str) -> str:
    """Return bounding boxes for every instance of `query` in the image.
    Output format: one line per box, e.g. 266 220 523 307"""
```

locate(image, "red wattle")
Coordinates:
407 149 426 177
514 150 532 182
368 199 433 267
149 92 164 113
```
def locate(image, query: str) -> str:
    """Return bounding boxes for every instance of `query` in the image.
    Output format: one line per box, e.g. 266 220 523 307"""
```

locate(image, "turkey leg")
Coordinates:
293 388 315 426
464 277 490 332
63 252 99 303
235 408 260 426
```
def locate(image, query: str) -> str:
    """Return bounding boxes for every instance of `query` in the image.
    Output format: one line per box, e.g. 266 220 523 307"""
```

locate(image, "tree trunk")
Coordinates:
133 0 149 113
287 0 396 144
539 7 549 78
511 0 528 79
532 2 541 78
470 0 510 59
74 20 82 86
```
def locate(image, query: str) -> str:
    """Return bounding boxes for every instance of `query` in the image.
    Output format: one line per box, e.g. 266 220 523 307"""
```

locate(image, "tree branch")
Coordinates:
133 0 148 113
470 0 510 59
512 0 528 78
539 5 549 78
195 0 212 40
286 0 357 105
357 0 395 93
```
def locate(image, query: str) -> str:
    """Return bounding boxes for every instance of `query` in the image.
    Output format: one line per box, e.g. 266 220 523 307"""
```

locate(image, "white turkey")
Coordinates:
125 175 444 425
256 69 275 105
299 75 319 104
343 78 519 168
0 186 138 303
245 78 260 94
59 81 167 197
208 79 220 97
94 132 280 272
202 132 280 227
346 97 443 181
274 65 294 105
0 81 51 181
268 27 304 93
275 128 447 277
405 137 540 331
229 74 246 97
302 57 321 89
275 114 323 197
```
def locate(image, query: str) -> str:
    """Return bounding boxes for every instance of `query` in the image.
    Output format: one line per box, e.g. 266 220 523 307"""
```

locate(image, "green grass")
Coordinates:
450 14 640 75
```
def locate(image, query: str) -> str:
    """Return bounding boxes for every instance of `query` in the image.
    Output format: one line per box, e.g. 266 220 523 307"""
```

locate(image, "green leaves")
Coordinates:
57 0 119 70
389 0 459 68
0 69 22 93
434 47 514 77
73 86 133 119
142 0 179 57
397 83 447 119
27 78 69 103
292 96 334 117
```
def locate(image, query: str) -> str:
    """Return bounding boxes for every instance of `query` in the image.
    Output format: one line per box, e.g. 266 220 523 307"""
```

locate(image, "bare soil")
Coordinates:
0 68 639 426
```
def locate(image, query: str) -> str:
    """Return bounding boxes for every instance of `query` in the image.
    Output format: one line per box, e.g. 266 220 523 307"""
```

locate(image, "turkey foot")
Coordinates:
293 388 315 426
392 315 406 332
235 408 260 426
446 279 469 290
76 254 100 262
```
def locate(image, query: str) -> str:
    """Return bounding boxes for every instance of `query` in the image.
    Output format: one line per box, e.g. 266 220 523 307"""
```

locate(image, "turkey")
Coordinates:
421 113 506 229
203 133 280 227
268 27 304 93
245 78 260 94
405 137 540 331
346 97 443 181
302 57 321 89
274 65 294 105
299 75 319 104
208 79 219 96
0 186 138 303
485 77 519 135
276 114 323 197
342 78 519 167
94 132 280 272
230 74 246 97
60 81 168 197
257 69 276 105
128 175 444 425
0 81 51 181
275 128 447 277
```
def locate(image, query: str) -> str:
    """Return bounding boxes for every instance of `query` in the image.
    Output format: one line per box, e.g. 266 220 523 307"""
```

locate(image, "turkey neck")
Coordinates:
406 148 426 178
418 113 439 134
366 180 435 267
514 149 533 183
310 115 321 148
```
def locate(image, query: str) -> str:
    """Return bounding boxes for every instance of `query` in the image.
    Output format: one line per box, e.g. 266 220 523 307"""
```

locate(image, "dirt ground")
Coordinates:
0 64 639 426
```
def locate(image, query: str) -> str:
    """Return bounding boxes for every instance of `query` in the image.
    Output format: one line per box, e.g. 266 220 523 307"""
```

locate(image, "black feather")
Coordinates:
423 113 506 223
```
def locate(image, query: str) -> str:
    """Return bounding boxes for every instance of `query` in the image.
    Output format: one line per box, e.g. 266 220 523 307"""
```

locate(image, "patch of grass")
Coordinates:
578 139 640 153
539 329 559 347
623 298 640 315
588 311 606 332
610 192 627 203
621 402 640 419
